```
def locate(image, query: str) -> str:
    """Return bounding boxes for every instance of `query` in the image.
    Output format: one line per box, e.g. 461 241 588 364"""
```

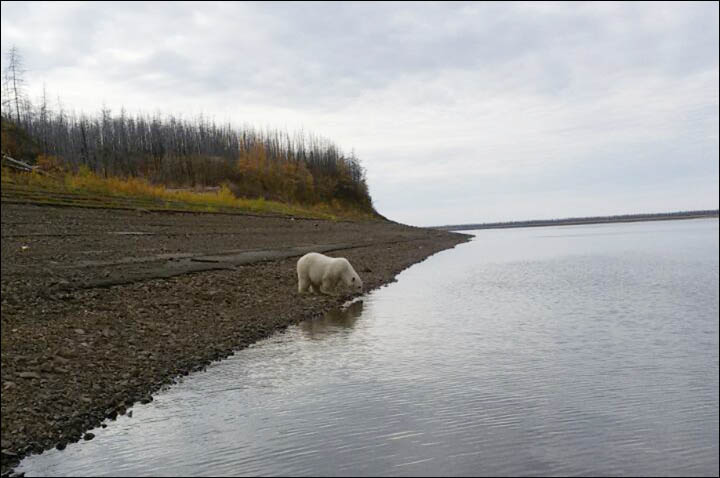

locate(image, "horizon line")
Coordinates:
433 209 719 230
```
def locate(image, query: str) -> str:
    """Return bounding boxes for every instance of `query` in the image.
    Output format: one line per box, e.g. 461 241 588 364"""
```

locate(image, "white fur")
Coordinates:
297 252 363 295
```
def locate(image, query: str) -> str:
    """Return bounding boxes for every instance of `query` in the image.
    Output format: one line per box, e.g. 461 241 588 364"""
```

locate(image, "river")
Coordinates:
17 218 719 476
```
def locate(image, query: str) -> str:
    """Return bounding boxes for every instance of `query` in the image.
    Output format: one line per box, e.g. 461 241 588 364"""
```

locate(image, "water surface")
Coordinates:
18 219 719 476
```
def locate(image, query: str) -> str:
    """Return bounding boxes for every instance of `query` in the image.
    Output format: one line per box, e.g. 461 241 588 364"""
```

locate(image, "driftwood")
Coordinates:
2 154 35 171
2 154 45 174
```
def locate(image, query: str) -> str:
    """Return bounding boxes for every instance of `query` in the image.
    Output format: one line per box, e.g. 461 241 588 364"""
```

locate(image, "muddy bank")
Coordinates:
0 203 469 475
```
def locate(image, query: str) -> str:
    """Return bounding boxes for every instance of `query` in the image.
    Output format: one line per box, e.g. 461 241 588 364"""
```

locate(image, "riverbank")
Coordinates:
0 203 470 475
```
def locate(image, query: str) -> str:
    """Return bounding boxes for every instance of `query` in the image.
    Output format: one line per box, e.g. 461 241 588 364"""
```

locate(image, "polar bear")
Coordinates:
297 252 363 295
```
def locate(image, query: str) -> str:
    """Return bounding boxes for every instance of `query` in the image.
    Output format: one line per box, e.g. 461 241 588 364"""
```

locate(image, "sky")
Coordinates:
1 1 718 226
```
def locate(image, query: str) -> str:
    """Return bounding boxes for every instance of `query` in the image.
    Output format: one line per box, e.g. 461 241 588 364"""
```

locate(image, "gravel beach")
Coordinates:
0 203 469 475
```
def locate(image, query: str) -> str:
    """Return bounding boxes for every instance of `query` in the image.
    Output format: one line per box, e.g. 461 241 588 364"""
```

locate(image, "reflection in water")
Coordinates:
299 301 363 339
17 219 720 477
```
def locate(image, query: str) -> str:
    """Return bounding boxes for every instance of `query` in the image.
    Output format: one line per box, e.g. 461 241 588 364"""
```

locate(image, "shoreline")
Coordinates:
435 211 719 231
0 203 470 476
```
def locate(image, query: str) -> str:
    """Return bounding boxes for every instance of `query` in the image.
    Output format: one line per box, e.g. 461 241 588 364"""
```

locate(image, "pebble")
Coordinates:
17 372 40 380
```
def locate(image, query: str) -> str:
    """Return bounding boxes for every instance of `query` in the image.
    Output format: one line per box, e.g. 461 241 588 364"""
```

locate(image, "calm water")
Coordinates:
18 219 719 477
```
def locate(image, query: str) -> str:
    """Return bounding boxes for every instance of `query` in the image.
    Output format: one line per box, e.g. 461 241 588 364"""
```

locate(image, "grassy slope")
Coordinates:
0 167 379 221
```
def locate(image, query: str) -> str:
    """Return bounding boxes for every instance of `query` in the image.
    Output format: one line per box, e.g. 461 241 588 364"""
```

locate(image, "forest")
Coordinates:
1 47 374 212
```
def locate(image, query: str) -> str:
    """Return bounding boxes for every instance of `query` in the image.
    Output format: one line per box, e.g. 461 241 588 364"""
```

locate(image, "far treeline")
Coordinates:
1 46 374 213
435 210 720 230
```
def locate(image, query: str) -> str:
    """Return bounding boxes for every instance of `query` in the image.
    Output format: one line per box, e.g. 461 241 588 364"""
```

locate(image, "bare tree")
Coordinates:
3 45 27 124
38 83 50 153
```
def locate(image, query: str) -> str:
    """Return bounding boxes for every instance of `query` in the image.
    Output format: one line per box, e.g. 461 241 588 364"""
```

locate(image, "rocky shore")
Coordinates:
0 203 469 475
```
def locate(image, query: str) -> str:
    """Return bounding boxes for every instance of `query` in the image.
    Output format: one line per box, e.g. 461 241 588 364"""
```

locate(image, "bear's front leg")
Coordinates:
320 275 338 295
298 276 311 294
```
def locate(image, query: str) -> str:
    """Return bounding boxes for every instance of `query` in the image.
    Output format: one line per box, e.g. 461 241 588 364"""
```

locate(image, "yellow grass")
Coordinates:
1 167 378 220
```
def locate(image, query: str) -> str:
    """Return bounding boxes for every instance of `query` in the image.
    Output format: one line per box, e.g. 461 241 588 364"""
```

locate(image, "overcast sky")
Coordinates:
1 1 718 226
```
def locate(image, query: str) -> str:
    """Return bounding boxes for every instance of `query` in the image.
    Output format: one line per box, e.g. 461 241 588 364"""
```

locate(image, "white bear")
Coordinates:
297 252 363 295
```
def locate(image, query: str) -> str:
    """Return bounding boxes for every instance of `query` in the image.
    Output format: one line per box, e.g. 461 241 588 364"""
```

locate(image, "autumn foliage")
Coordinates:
1 110 375 214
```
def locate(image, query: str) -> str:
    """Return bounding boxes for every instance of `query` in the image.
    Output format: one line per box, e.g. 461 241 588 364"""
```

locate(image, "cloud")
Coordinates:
1 1 718 225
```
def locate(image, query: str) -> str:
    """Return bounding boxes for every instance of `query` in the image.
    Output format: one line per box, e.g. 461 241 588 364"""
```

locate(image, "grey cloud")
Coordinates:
1 1 717 225
6 2 716 108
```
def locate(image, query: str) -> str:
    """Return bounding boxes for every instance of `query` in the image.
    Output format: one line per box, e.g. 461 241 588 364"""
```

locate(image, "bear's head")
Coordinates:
344 269 363 294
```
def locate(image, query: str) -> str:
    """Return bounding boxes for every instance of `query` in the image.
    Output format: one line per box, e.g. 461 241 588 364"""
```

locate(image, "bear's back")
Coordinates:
298 252 334 280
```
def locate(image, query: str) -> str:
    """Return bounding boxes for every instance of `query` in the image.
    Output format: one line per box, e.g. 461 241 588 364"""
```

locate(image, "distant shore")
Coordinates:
434 210 719 231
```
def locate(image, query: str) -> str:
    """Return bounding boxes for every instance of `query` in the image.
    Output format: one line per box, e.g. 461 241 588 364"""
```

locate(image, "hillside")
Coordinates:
1 113 376 219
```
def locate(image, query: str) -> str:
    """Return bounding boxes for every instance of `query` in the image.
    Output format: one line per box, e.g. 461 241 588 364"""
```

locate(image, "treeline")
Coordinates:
435 210 720 230
1 48 373 210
